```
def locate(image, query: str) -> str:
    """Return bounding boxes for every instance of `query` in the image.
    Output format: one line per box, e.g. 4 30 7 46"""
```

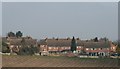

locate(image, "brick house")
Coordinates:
83 42 110 56
2 36 37 54
38 38 84 55
38 38 117 56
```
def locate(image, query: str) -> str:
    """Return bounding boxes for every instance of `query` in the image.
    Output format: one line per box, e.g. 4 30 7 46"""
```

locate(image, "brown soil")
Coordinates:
2 55 119 67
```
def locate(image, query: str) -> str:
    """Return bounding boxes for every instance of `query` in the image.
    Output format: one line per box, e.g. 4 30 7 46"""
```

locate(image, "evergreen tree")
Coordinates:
94 37 98 42
16 31 23 38
7 32 15 37
70 36 77 52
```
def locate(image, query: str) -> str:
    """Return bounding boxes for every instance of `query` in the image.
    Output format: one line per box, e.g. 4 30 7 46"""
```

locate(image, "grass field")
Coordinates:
2 55 119 67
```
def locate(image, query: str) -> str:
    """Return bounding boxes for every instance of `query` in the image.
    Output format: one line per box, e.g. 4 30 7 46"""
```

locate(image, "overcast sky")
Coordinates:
0 2 2 36
2 2 118 41
1 0 119 2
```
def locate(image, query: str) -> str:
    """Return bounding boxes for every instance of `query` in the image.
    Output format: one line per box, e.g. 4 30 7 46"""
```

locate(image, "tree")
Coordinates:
18 45 39 55
118 40 120 47
16 31 23 38
7 32 15 37
94 37 98 42
116 46 120 54
18 38 39 55
18 38 26 55
2 41 10 53
112 40 118 46
116 40 120 54
70 36 77 52
29 45 39 55
21 38 25 45
99 37 109 42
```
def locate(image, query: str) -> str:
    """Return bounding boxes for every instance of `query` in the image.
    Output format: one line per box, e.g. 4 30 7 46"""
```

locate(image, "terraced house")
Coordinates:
2 35 117 57
2 36 37 54
38 37 117 57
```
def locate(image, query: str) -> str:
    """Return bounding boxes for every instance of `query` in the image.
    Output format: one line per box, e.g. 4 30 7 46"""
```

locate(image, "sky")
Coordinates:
118 2 120 41
2 2 118 41
1 0 119 2
0 1 1 36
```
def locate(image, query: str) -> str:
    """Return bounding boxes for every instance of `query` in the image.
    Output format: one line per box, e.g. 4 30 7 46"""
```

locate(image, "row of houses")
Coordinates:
38 38 117 57
1 36 117 57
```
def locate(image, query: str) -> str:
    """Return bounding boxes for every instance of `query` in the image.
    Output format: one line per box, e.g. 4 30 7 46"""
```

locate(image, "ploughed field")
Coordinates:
2 55 119 67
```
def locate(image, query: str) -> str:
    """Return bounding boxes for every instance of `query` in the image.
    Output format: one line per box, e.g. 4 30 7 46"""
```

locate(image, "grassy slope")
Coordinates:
2 55 118 67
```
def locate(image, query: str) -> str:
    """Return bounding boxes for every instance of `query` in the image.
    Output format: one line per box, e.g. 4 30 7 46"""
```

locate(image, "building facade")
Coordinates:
38 38 117 56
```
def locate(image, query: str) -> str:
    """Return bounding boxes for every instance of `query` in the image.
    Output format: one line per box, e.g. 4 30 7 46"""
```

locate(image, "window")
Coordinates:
62 47 64 49
49 47 52 49
94 48 97 50
44 49 46 51
65 47 68 49
86 48 89 50
56 47 58 49
54 47 56 49
77 46 81 48
90 48 95 50
91 48 93 50
112 47 115 49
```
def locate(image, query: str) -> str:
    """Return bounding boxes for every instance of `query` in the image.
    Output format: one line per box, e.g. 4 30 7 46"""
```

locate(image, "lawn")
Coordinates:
2 55 119 67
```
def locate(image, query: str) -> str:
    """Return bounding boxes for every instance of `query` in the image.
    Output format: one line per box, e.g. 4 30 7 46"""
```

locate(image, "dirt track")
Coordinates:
2 55 119 67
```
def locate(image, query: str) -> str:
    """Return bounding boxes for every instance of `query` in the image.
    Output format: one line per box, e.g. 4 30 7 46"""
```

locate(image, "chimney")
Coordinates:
76 38 80 40
67 37 70 40
56 38 59 40
45 38 48 42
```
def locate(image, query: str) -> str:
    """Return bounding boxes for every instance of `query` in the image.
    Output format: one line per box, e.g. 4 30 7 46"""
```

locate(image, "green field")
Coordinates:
2 55 119 67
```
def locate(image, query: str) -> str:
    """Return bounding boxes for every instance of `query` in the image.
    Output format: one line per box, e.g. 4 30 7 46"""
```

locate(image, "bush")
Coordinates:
18 45 39 55
2 42 10 53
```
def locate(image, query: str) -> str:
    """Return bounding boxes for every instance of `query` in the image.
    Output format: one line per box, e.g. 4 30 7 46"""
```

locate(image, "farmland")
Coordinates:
2 55 119 67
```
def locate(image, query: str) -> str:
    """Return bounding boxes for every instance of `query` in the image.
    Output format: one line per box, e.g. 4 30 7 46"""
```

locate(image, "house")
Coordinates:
38 38 84 55
2 36 37 54
38 38 117 57
110 41 117 53
83 42 110 57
